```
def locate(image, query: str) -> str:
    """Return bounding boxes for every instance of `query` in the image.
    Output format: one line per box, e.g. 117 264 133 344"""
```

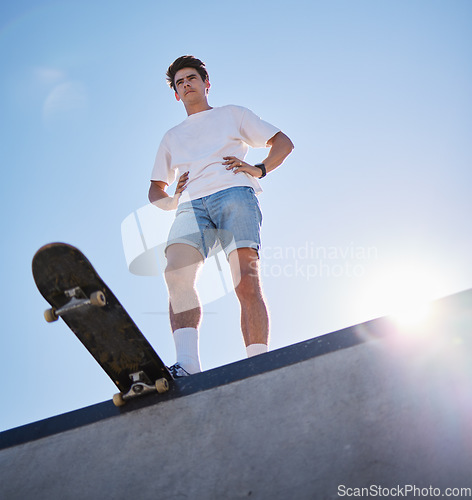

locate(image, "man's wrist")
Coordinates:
254 163 266 178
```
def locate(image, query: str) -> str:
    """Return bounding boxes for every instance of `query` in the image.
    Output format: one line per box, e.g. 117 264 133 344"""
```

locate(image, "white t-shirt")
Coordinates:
150 105 280 202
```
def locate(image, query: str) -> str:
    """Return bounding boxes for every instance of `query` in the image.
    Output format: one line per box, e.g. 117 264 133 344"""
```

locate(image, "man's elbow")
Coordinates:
149 181 167 204
274 132 295 156
279 132 294 156
148 185 154 204
285 135 295 155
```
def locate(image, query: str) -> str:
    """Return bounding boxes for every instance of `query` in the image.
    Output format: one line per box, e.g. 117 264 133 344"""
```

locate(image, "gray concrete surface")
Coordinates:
1 291 471 499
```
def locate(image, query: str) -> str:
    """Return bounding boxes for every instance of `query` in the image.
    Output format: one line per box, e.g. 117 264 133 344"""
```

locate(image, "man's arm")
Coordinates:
223 131 294 178
148 172 189 210
263 131 294 173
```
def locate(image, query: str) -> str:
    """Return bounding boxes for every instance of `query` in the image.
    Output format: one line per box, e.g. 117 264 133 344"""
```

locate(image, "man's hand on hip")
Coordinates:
149 172 189 211
223 156 262 179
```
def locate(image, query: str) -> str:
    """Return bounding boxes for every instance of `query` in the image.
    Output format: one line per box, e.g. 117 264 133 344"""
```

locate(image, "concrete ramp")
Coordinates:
1 290 472 499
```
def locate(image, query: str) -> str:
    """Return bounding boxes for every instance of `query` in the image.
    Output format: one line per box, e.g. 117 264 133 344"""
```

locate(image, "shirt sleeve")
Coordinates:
150 135 176 185
239 107 280 148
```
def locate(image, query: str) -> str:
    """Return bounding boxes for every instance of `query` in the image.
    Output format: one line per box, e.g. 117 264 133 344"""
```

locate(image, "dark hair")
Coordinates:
166 55 209 91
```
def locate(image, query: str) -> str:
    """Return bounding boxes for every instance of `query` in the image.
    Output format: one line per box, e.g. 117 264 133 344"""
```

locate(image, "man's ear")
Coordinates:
205 79 211 95
175 91 181 102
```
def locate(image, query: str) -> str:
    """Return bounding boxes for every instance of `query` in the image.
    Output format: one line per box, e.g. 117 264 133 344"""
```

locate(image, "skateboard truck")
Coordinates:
44 287 106 322
113 371 170 407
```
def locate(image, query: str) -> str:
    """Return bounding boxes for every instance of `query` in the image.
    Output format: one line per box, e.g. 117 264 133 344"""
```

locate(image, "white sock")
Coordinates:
246 343 268 358
173 327 202 374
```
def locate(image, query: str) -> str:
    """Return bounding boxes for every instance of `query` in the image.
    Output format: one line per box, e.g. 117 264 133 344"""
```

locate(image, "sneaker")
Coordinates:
168 363 191 378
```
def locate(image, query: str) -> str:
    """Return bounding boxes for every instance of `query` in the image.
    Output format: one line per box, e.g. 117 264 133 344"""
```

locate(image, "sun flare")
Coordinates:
356 262 445 328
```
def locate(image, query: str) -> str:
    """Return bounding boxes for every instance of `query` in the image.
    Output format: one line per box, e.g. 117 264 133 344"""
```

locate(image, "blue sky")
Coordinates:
1 0 471 431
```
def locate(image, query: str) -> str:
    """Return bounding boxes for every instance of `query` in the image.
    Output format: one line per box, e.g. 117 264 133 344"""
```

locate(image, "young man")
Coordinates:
148 55 294 377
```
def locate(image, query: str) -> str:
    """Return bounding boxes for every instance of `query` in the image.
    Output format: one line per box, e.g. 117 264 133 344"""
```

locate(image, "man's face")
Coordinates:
174 67 210 104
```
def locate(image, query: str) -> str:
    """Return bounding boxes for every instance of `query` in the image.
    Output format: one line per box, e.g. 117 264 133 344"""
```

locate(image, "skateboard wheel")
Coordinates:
90 291 106 307
44 308 58 323
113 393 126 407
155 378 170 394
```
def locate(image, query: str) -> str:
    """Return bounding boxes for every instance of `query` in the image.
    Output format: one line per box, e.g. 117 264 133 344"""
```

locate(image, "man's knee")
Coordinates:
230 247 260 287
165 243 203 290
234 271 263 304
164 263 195 292
164 264 178 289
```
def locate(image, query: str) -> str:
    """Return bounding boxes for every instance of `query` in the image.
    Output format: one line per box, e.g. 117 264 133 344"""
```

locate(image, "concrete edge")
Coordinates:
0 319 382 451
1 287 469 451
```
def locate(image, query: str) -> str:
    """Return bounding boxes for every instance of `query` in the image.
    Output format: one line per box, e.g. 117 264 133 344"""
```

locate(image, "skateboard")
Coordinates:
32 242 173 407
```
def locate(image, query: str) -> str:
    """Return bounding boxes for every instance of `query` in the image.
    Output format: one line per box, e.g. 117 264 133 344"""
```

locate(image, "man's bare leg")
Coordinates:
165 243 204 373
229 248 269 354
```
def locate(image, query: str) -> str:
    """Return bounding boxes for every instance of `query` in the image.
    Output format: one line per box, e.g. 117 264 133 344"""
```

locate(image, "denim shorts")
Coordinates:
166 186 263 260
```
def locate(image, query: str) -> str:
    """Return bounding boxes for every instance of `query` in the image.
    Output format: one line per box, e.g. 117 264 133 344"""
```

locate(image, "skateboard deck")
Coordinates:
32 242 173 406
